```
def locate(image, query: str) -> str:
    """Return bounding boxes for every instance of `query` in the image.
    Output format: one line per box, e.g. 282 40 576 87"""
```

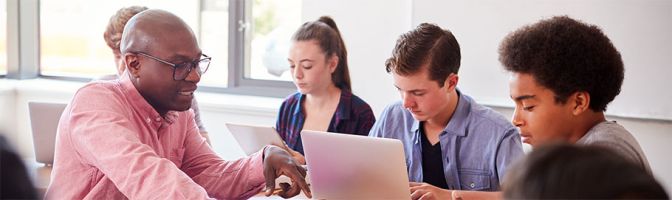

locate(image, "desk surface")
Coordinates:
23 159 52 198
24 159 311 199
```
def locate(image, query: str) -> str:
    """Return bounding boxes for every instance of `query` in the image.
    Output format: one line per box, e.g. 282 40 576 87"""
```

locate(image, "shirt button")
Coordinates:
155 117 161 122
145 118 151 123
470 182 476 188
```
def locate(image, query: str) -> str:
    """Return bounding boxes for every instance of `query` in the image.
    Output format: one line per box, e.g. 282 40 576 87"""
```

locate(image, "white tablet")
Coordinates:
225 123 287 156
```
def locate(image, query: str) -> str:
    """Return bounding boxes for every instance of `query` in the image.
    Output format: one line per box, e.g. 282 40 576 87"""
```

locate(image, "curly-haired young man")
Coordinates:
500 15 650 172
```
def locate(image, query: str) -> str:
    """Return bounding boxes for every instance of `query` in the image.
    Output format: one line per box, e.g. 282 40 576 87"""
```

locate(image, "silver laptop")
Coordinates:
225 123 287 156
301 130 411 200
28 102 67 165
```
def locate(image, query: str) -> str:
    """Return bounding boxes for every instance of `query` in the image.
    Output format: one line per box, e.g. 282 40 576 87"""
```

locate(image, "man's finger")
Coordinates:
296 164 307 177
284 166 312 198
409 182 422 187
263 167 277 196
278 182 301 198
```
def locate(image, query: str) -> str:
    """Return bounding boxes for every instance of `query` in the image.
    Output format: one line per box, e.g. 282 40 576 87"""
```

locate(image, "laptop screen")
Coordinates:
28 102 67 165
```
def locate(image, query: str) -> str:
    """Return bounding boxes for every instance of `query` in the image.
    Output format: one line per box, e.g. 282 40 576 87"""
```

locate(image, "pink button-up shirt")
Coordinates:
45 75 265 199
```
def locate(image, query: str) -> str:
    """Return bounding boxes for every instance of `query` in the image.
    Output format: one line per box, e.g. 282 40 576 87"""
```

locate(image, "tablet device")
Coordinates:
225 123 287 156
28 102 68 165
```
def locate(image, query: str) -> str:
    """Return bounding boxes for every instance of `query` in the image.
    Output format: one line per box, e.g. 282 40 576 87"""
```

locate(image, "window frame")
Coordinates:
200 0 294 97
4 0 295 98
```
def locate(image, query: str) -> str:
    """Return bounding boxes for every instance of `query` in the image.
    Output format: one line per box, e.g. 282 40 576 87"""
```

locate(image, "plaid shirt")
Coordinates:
276 90 375 154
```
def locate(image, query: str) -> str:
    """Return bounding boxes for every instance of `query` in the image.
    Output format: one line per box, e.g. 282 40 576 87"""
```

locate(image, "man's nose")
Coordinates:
184 67 201 83
402 93 414 110
511 107 524 127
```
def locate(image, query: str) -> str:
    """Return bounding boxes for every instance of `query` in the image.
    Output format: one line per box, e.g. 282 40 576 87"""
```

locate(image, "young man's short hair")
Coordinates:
385 23 461 87
499 16 624 112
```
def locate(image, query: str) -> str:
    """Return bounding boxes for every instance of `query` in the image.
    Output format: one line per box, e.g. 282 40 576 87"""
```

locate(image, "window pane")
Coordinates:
246 0 301 81
39 0 228 85
0 0 6 75
199 0 229 87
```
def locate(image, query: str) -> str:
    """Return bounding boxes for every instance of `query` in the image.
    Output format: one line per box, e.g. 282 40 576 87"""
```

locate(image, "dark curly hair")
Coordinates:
385 23 461 87
499 16 624 112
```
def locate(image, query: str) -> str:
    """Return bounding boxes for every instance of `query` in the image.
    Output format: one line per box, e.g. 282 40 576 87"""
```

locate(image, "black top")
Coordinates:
420 122 449 189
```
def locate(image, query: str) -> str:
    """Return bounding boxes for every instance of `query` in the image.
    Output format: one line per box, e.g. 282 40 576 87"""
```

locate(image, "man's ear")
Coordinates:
571 91 591 115
124 53 141 78
444 73 459 91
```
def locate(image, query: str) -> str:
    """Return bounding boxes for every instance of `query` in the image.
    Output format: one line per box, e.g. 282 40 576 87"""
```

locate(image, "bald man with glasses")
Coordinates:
46 9 311 199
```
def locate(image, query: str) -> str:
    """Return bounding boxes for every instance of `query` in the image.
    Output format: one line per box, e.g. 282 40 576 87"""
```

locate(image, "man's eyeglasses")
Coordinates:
135 52 211 81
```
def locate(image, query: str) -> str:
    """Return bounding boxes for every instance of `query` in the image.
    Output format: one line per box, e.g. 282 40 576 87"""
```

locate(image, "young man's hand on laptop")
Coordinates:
263 146 312 198
410 182 454 200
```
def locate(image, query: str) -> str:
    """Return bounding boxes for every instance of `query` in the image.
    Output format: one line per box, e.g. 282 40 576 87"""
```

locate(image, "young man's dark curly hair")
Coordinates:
499 16 624 112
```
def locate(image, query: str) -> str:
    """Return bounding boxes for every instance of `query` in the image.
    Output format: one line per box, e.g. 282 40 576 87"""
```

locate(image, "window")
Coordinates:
0 0 6 76
246 0 301 82
14 0 297 97
39 0 228 87
200 0 229 87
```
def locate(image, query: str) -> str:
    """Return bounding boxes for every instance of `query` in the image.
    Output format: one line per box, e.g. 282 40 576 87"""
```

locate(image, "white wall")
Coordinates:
412 0 672 120
0 82 17 144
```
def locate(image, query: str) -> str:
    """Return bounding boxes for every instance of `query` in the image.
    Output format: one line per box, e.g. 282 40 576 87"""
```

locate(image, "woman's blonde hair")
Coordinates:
103 6 148 54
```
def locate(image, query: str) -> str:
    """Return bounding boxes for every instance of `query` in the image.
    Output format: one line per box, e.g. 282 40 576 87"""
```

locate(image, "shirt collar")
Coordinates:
291 90 351 120
334 89 352 121
444 89 470 136
119 74 177 129
292 92 304 116
410 89 470 137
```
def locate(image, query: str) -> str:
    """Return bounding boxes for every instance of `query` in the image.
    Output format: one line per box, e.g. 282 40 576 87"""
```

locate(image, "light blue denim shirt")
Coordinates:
369 90 524 191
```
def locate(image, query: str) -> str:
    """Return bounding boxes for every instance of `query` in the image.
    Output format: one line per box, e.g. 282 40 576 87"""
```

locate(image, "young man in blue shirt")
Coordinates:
369 23 524 198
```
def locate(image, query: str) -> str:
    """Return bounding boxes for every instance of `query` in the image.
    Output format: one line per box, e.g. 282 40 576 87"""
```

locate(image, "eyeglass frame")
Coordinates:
133 52 212 81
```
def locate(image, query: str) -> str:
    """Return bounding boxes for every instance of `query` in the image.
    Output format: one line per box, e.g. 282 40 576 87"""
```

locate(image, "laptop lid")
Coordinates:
225 123 286 156
28 102 67 165
301 130 411 200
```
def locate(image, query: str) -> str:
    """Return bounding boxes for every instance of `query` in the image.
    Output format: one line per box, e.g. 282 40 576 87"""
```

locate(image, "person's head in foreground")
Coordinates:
500 16 624 146
502 144 668 199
